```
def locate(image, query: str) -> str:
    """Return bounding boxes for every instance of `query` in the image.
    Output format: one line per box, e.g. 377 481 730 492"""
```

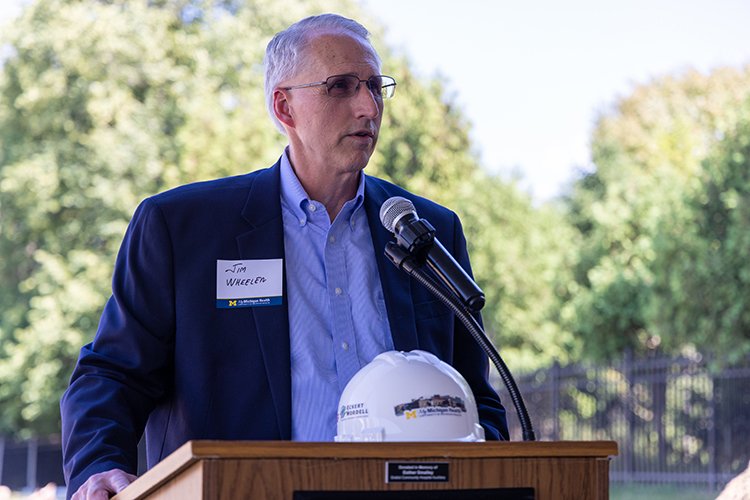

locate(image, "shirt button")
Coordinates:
308 204 317 212
341 341 349 351
329 235 336 243
334 287 343 296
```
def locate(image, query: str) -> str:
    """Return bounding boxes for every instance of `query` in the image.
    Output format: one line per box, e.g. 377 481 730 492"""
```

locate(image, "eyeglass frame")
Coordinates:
280 74 397 99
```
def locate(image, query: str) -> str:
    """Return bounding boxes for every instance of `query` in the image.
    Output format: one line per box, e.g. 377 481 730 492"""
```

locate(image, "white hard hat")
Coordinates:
335 350 485 442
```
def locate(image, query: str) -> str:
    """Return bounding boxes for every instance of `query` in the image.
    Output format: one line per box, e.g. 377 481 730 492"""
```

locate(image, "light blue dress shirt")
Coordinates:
279 151 395 441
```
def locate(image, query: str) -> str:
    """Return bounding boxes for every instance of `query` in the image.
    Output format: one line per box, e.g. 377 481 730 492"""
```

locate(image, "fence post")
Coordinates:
623 349 634 483
0 435 5 485
708 368 717 491
551 361 560 440
26 437 38 491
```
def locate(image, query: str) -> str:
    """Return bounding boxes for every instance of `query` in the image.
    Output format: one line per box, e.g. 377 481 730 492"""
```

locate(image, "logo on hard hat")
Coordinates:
339 402 369 421
394 394 467 419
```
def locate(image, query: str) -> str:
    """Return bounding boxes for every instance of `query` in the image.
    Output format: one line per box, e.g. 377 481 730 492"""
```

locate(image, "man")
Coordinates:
61 13 509 499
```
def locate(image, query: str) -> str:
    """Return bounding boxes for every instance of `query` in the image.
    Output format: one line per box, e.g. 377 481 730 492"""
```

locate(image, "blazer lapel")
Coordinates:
236 162 292 439
364 177 420 352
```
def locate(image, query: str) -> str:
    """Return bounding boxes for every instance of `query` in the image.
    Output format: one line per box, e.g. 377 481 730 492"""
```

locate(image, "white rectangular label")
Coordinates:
216 259 283 307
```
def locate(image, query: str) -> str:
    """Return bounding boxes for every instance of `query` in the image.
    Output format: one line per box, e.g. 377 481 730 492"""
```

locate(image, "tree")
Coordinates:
648 102 750 363
564 66 750 361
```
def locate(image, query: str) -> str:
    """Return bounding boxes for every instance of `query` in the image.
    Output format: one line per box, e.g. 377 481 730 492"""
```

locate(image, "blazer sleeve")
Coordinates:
60 198 176 495
448 212 510 440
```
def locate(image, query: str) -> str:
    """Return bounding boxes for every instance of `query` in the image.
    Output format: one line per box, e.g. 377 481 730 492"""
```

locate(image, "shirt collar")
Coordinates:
279 147 366 229
280 148 309 226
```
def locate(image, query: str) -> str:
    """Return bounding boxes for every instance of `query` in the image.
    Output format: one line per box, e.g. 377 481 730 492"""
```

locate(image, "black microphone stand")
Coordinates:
385 242 536 442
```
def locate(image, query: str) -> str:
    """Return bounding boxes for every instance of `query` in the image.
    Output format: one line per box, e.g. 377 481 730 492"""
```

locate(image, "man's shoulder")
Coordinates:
144 164 279 212
150 167 273 204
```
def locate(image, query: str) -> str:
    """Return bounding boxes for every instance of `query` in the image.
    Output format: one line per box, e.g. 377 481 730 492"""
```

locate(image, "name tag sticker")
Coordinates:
216 259 283 308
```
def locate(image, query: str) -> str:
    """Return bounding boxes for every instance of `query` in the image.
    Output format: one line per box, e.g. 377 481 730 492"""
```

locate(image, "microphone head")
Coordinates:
380 196 417 233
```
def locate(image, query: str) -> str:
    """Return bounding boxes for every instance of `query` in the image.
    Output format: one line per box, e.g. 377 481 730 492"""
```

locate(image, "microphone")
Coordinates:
379 196 485 312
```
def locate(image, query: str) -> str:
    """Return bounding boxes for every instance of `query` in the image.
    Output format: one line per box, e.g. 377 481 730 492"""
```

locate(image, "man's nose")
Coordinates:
353 83 380 119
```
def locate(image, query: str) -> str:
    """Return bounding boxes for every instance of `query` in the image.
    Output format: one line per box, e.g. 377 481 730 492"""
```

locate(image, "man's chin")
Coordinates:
338 151 375 173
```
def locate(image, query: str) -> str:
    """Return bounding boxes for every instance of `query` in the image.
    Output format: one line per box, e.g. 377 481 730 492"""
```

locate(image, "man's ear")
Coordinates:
273 89 295 129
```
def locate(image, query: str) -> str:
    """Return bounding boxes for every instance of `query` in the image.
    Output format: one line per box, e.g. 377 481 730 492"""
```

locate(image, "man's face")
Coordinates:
280 32 384 177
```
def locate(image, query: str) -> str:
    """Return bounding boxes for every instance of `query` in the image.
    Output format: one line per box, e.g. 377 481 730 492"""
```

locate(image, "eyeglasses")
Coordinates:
281 74 397 100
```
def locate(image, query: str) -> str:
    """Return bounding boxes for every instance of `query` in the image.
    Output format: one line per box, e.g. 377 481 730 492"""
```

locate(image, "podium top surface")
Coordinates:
175 440 618 460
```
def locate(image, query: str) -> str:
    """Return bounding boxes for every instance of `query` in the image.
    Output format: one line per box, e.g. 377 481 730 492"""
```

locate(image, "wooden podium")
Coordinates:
114 440 617 499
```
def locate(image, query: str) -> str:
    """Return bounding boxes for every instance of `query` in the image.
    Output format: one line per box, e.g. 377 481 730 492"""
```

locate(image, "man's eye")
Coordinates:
328 77 354 94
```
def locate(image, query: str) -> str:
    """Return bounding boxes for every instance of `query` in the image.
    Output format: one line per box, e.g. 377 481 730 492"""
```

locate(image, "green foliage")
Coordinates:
648 103 750 364
457 177 579 371
566 66 750 362
0 0 566 436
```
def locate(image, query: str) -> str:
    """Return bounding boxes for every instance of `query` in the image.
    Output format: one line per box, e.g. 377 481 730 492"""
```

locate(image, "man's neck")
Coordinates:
287 154 361 222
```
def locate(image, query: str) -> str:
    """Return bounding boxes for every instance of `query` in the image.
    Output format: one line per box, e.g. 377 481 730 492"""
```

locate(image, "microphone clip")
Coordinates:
394 218 435 260
385 241 421 274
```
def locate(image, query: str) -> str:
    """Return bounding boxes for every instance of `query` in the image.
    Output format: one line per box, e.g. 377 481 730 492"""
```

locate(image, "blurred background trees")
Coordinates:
564 66 750 362
1 0 749 443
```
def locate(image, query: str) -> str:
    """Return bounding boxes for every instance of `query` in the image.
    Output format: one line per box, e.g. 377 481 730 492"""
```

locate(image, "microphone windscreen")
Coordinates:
379 196 416 232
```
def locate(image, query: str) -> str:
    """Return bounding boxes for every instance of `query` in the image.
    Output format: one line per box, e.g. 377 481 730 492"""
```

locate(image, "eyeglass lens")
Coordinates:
326 75 395 99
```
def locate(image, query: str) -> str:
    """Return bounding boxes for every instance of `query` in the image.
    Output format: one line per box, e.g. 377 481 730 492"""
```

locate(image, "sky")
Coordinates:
2 0 750 201
360 0 750 200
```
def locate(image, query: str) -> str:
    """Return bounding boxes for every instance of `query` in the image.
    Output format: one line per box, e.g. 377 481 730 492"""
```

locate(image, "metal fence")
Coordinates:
0 436 64 491
495 352 750 491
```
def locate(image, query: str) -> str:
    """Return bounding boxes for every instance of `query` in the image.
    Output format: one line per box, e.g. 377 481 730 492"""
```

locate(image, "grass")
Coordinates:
611 483 717 500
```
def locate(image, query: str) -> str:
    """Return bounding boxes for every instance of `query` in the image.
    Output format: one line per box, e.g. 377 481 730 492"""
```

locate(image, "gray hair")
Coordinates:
264 14 381 134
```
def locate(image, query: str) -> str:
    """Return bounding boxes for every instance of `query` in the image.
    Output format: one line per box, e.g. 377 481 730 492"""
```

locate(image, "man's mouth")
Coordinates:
350 130 375 139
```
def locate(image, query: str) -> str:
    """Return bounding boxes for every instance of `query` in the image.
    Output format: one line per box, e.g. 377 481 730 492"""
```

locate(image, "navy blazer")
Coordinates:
60 162 509 494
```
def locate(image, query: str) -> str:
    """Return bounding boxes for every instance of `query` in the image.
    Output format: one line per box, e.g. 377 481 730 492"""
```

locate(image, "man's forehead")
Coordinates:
304 30 379 65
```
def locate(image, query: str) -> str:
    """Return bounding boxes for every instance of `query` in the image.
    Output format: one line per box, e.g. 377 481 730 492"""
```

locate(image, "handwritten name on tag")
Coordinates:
216 259 283 308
